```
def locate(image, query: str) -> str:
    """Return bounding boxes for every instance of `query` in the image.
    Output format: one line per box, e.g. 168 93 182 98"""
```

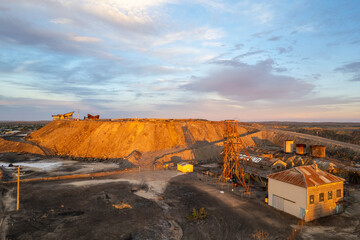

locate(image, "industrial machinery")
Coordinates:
52 112 74 120
218 120 252 193
85 114 100 120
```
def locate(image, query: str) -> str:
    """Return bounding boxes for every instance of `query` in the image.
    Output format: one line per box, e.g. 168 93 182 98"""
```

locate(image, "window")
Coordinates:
328 191 332 200
319 193 324 202
310 195 314 204
337 189 342 198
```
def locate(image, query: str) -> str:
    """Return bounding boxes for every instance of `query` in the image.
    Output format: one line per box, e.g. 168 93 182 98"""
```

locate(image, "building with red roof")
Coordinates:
267 164 344 222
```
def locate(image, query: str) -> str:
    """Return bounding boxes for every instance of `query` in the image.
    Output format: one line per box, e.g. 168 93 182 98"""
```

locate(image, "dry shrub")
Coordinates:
252 230 270 240
113 203 132 210
186 208 209 221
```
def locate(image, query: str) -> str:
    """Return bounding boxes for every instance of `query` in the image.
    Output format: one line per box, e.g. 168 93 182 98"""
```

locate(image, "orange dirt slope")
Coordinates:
0 138 44 155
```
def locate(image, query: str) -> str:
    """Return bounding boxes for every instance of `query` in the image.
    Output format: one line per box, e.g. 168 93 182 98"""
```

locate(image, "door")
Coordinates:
273 195 284 211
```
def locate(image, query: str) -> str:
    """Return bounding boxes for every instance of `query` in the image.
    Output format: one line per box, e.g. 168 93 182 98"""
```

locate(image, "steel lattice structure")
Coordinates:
218 120 251 193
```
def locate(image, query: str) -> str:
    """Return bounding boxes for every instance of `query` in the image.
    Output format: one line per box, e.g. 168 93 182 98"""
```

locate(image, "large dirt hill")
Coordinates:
27 120 249 167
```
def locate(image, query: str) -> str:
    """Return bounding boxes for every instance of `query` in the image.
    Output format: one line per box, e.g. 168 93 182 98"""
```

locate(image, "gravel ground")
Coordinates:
1 155 359 240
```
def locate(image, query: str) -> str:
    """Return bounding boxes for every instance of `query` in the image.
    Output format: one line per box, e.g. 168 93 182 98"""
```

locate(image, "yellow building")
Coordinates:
177 162 193 173
52 111 74 120
284 140 294 153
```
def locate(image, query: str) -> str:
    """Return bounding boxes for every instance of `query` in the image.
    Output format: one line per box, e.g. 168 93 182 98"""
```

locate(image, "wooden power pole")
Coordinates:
17 165 20 211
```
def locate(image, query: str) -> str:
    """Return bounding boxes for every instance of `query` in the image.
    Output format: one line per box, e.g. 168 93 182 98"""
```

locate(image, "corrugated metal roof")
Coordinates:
178 162 192 166
267 165 344 188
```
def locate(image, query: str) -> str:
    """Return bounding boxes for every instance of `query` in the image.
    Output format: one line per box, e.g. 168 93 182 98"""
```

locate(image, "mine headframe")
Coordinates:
218 120 252 193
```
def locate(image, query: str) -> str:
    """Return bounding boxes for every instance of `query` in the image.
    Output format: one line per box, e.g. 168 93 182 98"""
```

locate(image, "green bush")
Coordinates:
186 208 209 221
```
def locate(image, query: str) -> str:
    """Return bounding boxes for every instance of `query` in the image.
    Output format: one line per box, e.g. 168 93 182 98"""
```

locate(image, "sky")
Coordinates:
0 0 359 121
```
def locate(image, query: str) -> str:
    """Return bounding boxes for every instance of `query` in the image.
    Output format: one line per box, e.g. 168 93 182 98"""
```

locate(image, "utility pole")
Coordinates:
17 165 20 211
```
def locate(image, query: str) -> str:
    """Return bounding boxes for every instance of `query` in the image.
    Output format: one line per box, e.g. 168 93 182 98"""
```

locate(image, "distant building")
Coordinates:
296 144 306 155
311 145 326 158
177 162 193 173
284 140 294 153
52 112 74 120
268 164 344 222
257 157 286 172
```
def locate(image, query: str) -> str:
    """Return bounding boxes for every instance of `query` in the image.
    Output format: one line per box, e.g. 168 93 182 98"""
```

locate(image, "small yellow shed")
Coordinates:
177 162 193 173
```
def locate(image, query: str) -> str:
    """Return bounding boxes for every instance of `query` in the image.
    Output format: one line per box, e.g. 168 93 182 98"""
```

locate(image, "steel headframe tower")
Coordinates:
218 120 251 193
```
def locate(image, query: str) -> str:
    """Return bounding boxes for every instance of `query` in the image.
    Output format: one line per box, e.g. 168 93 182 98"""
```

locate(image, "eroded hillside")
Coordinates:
0 138 44 155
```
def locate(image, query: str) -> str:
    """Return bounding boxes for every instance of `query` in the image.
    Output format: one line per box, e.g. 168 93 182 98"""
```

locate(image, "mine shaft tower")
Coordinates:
218 120 251 193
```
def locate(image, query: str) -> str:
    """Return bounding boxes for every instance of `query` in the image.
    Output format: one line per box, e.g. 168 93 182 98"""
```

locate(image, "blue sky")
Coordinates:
0 0 359 121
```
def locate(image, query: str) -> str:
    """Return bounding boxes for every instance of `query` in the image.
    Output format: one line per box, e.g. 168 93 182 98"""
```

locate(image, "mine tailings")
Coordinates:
26 119 249 167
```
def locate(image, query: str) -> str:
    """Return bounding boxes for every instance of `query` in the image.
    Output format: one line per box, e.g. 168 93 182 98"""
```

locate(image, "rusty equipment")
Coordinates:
218 120 251 193
86 114 100 120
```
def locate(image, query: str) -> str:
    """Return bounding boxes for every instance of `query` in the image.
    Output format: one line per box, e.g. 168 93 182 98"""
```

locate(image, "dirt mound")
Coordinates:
0 138 44 155
27 120 249 166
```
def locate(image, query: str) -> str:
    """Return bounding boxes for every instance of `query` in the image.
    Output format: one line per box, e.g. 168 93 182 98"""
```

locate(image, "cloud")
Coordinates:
296 24 315 33
335 61 360 82
268 36 282 41
335 61 360 73
0 16 120 61
208 59 247 68
70 36 103 43
277 47 293 54
50 0 170 33
233 50 264 60
153 27 224 46
183 59 314 101
202 42 223 47
207 50 265 67
0 6 10 11
252 30 273 38
232 43 244 50
242 3 273 24
3 0 171 40
274 67 287 72
51 18 73 24
243 3 273 24
131 65 187 75
290 96 360 107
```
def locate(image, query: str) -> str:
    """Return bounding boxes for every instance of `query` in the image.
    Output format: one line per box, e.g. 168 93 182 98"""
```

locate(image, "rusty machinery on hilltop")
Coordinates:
218 120 251 193
85 114 100 120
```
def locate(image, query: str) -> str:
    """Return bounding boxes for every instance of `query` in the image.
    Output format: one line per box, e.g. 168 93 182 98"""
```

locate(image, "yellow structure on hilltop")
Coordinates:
177 162 193 173
52 112 74 120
